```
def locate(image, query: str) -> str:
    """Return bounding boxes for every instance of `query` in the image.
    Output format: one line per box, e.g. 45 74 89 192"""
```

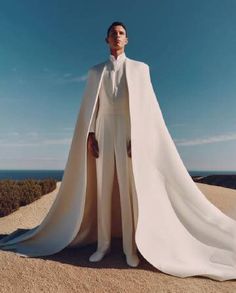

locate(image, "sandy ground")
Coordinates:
1 182 236 293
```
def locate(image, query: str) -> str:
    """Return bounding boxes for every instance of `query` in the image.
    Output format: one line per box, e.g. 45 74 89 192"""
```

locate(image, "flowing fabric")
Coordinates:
1 57 236 281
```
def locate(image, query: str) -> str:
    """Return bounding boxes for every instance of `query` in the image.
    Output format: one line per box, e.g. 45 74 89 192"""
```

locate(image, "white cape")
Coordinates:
1 57 236 281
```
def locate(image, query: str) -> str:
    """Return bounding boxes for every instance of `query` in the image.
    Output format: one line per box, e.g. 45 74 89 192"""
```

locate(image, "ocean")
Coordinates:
0 170 64 181
0 170 235 181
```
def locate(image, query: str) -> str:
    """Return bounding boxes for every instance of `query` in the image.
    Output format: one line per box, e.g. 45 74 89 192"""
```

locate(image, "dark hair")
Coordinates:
107 21 128 38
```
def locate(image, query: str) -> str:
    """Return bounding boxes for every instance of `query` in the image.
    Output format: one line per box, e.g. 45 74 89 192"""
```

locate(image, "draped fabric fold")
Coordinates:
1 57 236 281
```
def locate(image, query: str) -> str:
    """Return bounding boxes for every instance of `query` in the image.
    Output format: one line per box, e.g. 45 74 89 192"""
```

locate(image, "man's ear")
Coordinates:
126 38 128 45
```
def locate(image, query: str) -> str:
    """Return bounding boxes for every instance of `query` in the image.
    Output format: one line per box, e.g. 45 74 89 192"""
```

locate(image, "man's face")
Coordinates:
105 25 128 50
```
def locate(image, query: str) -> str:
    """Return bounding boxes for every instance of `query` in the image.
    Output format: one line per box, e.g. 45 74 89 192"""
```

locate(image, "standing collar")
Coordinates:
109 52 126 63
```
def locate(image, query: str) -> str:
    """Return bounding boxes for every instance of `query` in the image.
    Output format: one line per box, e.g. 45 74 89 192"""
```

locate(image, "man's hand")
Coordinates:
88 132 99 158
127 139 131 158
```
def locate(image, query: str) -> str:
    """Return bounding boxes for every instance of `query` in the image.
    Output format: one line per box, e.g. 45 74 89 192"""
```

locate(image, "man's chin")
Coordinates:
113 45 124 50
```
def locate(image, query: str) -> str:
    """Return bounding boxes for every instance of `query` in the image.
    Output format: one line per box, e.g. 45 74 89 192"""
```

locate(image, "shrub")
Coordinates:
0 178 57 217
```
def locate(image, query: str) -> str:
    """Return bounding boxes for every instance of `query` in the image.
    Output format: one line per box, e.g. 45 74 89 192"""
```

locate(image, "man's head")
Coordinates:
105 21 128 52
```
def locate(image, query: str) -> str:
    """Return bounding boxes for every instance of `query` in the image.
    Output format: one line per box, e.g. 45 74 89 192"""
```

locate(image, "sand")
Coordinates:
1 182 236 292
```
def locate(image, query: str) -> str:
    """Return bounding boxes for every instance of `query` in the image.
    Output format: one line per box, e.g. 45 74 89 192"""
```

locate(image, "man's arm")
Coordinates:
88 96 100 158
88 96 99 133
88 108 96 133
88 132 99 158
127 139 131 158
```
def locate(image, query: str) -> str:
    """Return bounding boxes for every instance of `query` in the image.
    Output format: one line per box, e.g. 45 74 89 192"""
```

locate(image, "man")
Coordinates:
2 21 236 281
87 22 139 267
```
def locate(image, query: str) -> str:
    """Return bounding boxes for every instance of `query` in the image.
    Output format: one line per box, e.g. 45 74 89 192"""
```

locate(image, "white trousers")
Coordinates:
95 112 137 256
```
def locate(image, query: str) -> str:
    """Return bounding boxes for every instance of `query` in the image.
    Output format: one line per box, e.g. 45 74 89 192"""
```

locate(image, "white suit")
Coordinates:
89 52 136 256
1 56 236 281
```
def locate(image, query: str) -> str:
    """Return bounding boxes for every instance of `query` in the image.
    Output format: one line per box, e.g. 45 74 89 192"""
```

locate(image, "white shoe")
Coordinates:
126 254 140 267
89 248 110 262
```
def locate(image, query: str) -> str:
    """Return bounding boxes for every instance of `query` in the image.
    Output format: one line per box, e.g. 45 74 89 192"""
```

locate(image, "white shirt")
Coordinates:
89 52 127 132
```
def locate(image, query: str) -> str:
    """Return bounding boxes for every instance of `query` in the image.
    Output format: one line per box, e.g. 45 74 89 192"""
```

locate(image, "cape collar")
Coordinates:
109 52 126 63
108 52 126 71
93 57 133 86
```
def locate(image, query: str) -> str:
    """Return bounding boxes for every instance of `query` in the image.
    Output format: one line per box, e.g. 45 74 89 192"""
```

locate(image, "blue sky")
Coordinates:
0 0 235 170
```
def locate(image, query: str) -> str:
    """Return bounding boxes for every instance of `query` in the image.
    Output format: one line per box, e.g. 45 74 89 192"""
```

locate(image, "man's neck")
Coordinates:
109 49 125 60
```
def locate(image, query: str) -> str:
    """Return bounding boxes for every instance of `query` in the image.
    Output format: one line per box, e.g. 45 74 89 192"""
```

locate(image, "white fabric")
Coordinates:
95 112 136 256
108 52 126 96
89 52 126 132
1 56 236 281
94 53 136 256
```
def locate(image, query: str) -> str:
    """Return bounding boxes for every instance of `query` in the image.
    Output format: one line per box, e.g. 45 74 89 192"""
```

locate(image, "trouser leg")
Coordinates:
95 116 115 252
114 117 137 257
